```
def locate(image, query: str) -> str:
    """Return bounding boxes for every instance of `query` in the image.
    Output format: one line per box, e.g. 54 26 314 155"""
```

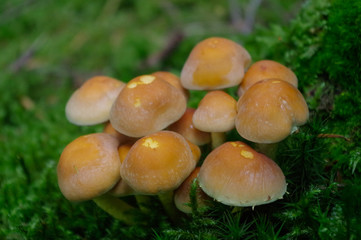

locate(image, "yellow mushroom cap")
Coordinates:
167 108 211 146
198 141 287 207
237 60 298 96
121 131 196 195
65 76 125 125
180 37 251 90
193 91 237 132
110 75 187 137
57 133 121 202
236 79 309 143
174 167 211 214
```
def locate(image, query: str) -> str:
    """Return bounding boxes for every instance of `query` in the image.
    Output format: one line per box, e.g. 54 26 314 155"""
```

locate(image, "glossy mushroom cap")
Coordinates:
236 79 309 144
193 91 237 132
151 71 189 99
167 108 211 146
121 131 196 195
237 60 298 96
110 75 187 138
180 37 251 90
198 141 287 207
57 133 121 202
174 167 210 214
66 76 125 125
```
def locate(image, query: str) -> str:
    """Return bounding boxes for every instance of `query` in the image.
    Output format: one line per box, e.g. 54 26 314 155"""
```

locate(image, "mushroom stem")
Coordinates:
158 191 182 224
135 195 154 214
211 132 226 149
93 194 137 225
254 143 279 160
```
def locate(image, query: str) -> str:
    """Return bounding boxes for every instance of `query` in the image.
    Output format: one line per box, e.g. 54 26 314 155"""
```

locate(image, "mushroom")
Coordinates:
198 141 287 208
121 130 196 221
110 75 187 137
174 167 211 214
180 37 251 90
167 108 211 146
192 90 237 148
237 60 298 97
65 76 125 125
236 79 309 144
57 133 136 224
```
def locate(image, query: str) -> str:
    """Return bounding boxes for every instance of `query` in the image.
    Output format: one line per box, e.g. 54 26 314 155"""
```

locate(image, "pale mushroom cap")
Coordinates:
110 75 187 137
57 133 121 202
151 71 189 99
180 37 251 90
198 141 287 207
174 167 210 214
167 108 211 146
65 76 125 125
237 60 298 96
121 131 196 195
193 91 237 132
236 79 309 143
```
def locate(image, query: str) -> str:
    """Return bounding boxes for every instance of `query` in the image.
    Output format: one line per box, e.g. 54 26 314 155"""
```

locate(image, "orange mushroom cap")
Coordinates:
121 131 196 195
57 133 121 202
237 60 298 96
236 79 309 143
110 75 187 137
65 76 125 125
198 141 287 207
180 37 251 90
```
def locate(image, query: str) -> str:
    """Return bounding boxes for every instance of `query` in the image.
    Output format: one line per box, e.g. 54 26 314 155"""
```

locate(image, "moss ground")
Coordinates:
1 0 361 239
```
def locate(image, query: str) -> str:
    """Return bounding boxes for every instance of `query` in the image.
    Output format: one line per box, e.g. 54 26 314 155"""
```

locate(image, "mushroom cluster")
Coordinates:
57 37 309 223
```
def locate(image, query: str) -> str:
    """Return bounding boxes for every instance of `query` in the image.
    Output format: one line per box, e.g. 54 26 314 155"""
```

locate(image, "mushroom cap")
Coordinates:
237 60 298 96
174 167 210 214
236 79 309 143
110 75 187 137
180 37 251 90
151 71 189 99
65 76 125 125
167 108 211 146
103 122 138 145
193 91 237 132
198 141 287 207
57 133 121 202
121 131 196 195
108 144 136 197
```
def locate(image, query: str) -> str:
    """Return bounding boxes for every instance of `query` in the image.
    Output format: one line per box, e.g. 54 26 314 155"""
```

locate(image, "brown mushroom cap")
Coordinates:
174 167 211 214
237 60 298 96
151 71 189 99
110 75 187 137
121 131 196 195
57 133 121 202
65 76 125 125
236 79 309 143
198 141 287 207
167 108 211 146
180 37 251 90
193 91 237 132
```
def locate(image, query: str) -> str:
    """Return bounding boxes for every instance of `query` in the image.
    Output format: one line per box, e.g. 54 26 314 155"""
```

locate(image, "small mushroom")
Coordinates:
198 141 287 207
236 79 309 144
65 76 125 125
57 133 136 224
167 108 211 146
192 90 237 148
237 60 298 97
174 167 211 214
180 37 251 90
110 75 187 137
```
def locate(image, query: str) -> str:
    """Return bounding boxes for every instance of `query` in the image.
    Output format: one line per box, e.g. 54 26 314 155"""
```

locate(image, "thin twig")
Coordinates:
317 133 351 142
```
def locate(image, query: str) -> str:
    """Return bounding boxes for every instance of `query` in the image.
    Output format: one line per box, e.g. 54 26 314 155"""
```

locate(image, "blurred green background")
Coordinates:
1 0 361 239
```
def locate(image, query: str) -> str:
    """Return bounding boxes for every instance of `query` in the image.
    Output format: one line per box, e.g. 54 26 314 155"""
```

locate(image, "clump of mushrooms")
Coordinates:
57 36 310 225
